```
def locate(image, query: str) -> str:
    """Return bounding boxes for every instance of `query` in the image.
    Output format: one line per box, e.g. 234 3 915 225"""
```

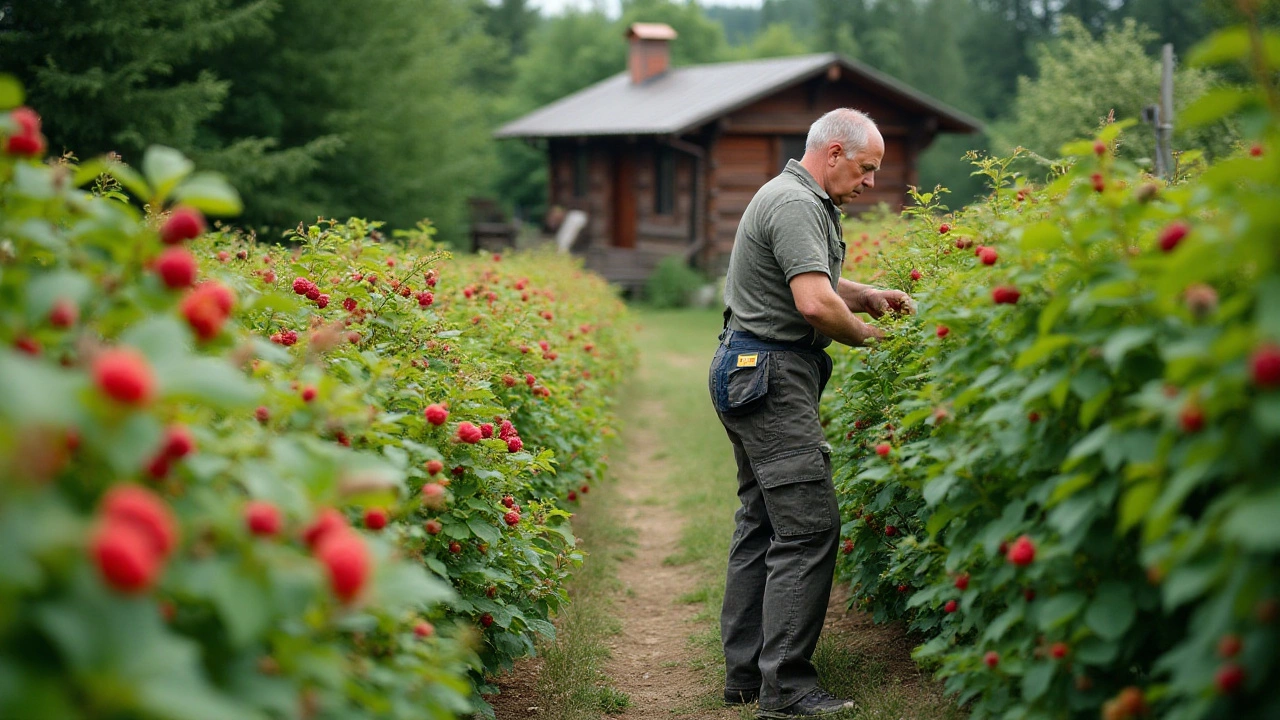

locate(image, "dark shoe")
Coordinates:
756 689 856 718
725 687 759 705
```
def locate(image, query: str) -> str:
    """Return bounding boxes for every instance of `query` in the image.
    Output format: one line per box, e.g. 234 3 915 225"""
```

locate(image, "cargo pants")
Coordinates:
708 328 840 712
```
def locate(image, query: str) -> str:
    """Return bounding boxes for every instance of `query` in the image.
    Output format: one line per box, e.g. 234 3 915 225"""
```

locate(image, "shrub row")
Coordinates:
827 26 1279 720
0 77 629 720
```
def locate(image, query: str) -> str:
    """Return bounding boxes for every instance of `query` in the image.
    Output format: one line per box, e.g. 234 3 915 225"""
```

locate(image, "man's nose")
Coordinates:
863 172 875 189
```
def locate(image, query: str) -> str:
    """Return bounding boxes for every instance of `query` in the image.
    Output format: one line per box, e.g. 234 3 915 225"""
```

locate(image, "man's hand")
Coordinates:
860 288 915 319
790 273 883 347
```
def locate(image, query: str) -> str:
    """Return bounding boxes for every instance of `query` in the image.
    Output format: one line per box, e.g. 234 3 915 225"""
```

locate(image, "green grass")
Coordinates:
633 308 965 720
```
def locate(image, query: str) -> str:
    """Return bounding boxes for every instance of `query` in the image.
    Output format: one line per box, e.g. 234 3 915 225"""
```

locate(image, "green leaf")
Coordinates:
1036 592 1086 631
1022 661 1055 702
1015 335 1074 370
1074 636 1118 664
467 516 500 546
1180 87 1255 127
982 606 1023 642
1118 480 1159 533
0 352 85 427
1084 582 1135 641
1221 487 1280 551
0 75 25 109
172 173 243 216
923 474 958 507
1188 27 1250 67
105 159 151 199
159 357 260 409
1257 277 1280 341
142 146 194 203
1163 561 1220 610
374 561 454 610
1101 327 1155 370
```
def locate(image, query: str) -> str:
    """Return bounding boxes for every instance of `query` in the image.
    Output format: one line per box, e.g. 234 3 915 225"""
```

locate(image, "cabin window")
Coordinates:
780 135 807 172
654 147 675 215
573 146 589 198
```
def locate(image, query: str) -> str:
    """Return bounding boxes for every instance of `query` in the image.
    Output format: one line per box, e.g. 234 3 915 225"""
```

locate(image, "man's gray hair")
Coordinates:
805 108 876 158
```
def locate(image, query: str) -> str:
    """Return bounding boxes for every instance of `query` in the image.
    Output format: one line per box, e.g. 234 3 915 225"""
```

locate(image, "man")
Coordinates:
708 108 912 719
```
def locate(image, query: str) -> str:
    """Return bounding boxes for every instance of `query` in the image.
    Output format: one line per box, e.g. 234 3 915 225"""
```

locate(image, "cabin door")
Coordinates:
611 149 637 249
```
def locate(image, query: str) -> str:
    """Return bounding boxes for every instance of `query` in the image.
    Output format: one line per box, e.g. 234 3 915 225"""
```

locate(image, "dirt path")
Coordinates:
600 397 740 720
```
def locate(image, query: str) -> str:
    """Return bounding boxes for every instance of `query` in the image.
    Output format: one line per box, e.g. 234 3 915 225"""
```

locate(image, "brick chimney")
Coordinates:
627 23 678 84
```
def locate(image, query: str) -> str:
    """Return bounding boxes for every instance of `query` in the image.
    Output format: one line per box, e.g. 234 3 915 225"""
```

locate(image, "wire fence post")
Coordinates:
1158 43 1175 180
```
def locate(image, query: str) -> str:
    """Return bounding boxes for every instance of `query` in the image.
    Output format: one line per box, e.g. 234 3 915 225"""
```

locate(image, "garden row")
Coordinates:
0 76 630 720
827 24 1280 720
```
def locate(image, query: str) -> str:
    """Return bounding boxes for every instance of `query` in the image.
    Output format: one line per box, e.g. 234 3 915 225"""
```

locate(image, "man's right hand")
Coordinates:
790 272 883 347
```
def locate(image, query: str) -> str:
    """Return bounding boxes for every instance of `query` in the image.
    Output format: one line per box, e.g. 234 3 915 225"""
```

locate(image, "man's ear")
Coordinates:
828 143 843 166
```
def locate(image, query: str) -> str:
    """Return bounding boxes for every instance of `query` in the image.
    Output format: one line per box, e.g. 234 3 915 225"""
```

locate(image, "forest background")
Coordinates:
2 0 1269 244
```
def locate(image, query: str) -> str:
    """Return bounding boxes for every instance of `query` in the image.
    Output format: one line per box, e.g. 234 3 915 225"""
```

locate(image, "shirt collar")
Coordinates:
784 159 832 203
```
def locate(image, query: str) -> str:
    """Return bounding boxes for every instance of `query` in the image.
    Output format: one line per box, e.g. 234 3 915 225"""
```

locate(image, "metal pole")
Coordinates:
1158 43 1175 180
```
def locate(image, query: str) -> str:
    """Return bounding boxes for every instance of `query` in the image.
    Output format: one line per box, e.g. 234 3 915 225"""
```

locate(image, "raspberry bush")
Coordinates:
0 75 629 719
828 25 1280 720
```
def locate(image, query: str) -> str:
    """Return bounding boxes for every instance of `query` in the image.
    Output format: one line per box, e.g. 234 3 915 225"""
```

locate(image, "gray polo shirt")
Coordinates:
723 159 846 347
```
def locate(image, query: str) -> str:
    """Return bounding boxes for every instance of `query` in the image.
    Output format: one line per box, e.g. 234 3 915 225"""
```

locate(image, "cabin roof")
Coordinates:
495 53 982 139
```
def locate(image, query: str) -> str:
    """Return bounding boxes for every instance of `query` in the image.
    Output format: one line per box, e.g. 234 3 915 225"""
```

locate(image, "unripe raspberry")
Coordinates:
425 459 444 475
92 348 156 406
1007 535 1036 566
504 511 521 526
983 651 999 668
1183 283 1218 318
1159 221 1189 252
363 507 388 530
456 422 482 444
101 485 179 558
154 247 198 289
1028 411 1041 423
245 501 283 537
316 530 371 604
302 508 347 550
160 207 206 245
1217 634 1242 659
936 325 949 338
91 521 162 593
414 621 434 638
49 298 79 328
1250 344 1280 388
423 519 442 535
424 404 449 426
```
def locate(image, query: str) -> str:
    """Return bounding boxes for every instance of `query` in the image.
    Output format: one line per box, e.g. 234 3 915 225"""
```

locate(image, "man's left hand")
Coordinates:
862 289 915 318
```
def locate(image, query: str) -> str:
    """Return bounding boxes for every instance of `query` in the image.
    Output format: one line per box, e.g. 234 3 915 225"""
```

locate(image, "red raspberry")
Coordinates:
261 269 276 284
1217 634 1242 659
936 325 950 338
417 291 434 307
160 207 206 245
424 404 449 426
1091 172 1105 193
502 374 517 387
162 425 196 459
992 286 1021 305
10 107 40 136
456 422 482 444
1028 411 1041 423
874 443 891 457
255 406 270 424
421 483 447 511
316 294 330 309
414 621 434 638
954 573 969 591
449 541 462 554
342 297 357 312
884 525 897 536
6 131 45 157
100 485 178 559
525 373 536 386
316 530 370 604
504 511 521 526
1024 587 1037 601
1159 221 1189 252
179 282 235 341
425 459 444 475
480 423 494 439
938 223 951 234
1050 642 1069 659
364 507 388 530
1093 140 1107 156
245 501 283 537
944 599 958 613
580 484 589 494
567 490 578 502
983 651 999 668
979 247 998 266
1007 535 1036 566
91 521 162 593
292 277 313 295
302 508 347 550
954 237 973 249
49 298 79 328
1215 663 1245 694
14 336 41 355
145 453 171 480
92 348 156 405
506 437 524 453
479 613 494 628
897 584 908 593
841 539 854 554
305 287 320 301
1250 344 1280 388
301 385 317 403
498 420 517 440
1250 144 1264 157
423 519 442 535
501 495 515 508
910 268 922 281
216 251 229 263
1179 404 1205 433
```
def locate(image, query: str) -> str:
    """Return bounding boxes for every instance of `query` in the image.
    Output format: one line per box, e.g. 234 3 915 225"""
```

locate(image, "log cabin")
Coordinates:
495 22 982 293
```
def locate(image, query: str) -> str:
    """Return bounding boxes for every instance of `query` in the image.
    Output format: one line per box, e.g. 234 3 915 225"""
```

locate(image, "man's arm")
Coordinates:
836 278 914 318
790 272 884 347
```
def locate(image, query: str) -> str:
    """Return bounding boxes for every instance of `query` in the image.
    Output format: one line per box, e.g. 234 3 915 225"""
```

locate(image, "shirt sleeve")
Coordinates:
767 198 832 282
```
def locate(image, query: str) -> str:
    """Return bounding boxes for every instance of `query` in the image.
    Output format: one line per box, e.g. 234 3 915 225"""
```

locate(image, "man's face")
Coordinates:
826 130 885 206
